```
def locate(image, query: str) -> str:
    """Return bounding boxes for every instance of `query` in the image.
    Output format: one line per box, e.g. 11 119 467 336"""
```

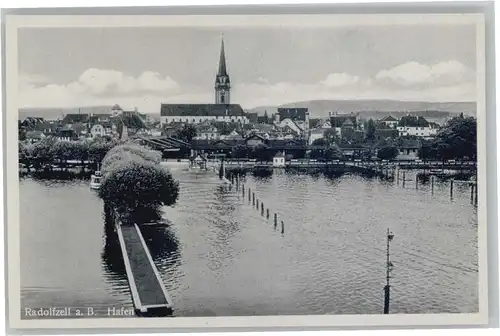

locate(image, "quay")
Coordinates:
222 159 476 170
115 220 174 317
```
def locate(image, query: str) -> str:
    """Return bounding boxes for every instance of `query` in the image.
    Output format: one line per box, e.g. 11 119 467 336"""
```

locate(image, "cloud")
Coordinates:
76 68 180 95
320 73 360 88
19 72 50 90
375 60 475 87
19 61 476 111
233 61 475 107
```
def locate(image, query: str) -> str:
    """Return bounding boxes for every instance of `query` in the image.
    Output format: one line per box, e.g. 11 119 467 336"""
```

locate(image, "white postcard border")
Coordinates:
4 12 489 330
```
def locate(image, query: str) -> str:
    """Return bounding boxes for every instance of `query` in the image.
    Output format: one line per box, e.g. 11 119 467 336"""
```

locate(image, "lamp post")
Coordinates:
384 229 395 314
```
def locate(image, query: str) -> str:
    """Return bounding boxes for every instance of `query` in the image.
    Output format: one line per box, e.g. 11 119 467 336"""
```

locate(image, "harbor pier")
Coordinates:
114 219 174 317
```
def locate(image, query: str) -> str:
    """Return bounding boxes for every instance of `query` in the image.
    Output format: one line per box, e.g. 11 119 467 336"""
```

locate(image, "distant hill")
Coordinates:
20 99 476 122
18 106 114 120
246 100 476 119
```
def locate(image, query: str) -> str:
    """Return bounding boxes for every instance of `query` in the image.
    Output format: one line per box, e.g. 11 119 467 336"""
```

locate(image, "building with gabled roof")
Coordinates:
397 115 439 138
379 115 399 128
62 113 90 125
329 112 359 128
161 104 248 124
160 36 250 127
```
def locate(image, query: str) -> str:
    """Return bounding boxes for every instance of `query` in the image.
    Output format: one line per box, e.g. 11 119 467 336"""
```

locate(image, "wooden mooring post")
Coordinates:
274 213 278 228
450 179 454 199
256 199 259 210
242 185 245 197
431 176 434 193
402 171 406 188
396 169 400 185
474 184 478 205
415 174 418 190
248 188 251 202
266 208 270 219
252 192 255 206
281 221 285 234
470 184 474 204
261 202 264 216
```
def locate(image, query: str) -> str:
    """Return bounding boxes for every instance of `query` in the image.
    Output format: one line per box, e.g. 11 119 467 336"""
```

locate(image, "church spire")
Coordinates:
215 33 231 104
218 34 228 77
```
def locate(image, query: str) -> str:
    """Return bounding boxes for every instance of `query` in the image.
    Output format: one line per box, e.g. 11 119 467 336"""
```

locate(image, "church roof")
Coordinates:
161 104 246 117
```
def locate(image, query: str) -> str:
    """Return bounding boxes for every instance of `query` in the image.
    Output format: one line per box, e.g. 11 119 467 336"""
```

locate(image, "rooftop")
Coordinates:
398 115 430 127
381 115 398 122
161 104 246 117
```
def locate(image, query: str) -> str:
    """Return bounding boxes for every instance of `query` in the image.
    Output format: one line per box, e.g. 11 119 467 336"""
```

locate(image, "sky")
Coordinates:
18 24 477 112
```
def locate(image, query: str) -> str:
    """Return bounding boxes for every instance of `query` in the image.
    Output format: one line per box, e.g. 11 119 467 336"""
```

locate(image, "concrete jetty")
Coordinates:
115 222 174 317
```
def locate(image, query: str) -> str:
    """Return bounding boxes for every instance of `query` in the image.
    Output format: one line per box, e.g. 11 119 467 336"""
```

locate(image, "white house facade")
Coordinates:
90 124 106 138
397 126 438 137
161 114 249 125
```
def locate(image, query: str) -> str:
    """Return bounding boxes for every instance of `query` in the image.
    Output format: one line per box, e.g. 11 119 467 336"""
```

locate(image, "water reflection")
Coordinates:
141 223 180 269
252 168 274 179
101 221 127 284
24 170 93 181
206 186 241 270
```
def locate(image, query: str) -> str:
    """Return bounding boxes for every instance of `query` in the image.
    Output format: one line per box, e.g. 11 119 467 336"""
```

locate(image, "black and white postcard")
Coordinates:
2 7 493 331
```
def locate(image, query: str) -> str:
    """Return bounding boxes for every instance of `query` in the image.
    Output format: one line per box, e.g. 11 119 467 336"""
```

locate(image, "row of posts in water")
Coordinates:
228 169 477 208
395 170 478 205
228 174 285 234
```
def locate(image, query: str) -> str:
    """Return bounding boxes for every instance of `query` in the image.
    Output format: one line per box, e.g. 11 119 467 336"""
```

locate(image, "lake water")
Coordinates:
20 167 478 317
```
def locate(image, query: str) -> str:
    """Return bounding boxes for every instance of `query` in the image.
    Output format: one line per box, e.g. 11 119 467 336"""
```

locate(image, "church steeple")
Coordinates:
215 34 230 104
218 36 228 77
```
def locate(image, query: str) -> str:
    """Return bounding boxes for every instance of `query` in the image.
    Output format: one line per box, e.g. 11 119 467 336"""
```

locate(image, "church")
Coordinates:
160 36 249 126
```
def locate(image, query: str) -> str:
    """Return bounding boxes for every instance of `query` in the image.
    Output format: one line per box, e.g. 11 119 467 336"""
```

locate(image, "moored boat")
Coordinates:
90 171 102 190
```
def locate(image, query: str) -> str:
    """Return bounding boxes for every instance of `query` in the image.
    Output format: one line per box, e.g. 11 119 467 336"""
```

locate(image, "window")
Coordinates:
192 118 195 123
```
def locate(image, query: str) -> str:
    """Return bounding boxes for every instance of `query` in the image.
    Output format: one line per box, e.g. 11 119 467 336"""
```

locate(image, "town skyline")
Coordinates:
19 25 477 112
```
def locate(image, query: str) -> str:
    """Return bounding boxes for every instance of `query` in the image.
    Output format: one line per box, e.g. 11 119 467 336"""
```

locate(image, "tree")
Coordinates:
28 137 58 170
18 121 26 141
53 140 75 170
175 124 197 143
230 144 249 158
418 115 476 160
310 143 343 161
309 148 323 160
323 129 339 145
263 110 270 124
249 143 274 161
311 138 328 147
365 118 376 143
377 146 399 160
418 144 439 160
324 144 343 160
99 144 179 225
88 138 119 168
